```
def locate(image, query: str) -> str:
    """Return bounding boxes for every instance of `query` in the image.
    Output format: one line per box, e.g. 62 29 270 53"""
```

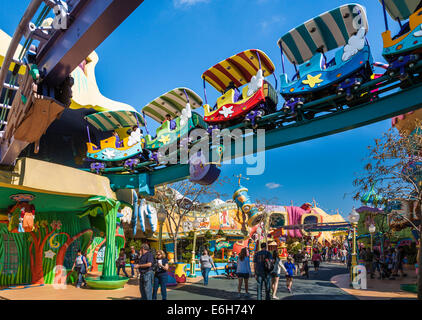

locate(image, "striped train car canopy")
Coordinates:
84 110 145 132
379 0 422 20
142 88 203 123
277 4 369 65
201 49 275 93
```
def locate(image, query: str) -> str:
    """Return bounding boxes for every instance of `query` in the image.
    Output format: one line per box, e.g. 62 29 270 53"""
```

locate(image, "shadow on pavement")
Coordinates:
173 283 243 300
314 281 339 288
282 294 357 300
107 296 139 300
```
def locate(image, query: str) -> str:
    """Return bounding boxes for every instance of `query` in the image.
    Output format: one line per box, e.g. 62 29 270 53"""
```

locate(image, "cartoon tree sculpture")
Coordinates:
82 196 120 280
86 235 106 273
53 228 93 282
29 220 63 284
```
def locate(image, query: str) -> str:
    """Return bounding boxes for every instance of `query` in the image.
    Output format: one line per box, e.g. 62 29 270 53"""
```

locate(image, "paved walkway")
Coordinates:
0 263 416 300
170 262 356 300
331 268 417 300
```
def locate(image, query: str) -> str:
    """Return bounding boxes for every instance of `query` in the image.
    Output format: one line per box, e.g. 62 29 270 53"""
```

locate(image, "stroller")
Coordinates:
379 260 391 279
225 261 237 279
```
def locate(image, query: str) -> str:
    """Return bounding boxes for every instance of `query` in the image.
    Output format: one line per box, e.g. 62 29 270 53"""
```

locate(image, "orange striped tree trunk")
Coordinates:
54 229 93 282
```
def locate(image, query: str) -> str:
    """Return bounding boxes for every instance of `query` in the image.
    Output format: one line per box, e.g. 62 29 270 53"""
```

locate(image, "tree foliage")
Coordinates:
149 177 228 262
352 123 422 299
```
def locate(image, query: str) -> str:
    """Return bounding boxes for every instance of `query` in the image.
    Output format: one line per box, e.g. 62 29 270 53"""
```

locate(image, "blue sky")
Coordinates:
0 0 400 218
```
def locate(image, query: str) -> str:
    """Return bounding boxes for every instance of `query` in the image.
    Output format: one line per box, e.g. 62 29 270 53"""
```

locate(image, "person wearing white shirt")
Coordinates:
271 250 287 300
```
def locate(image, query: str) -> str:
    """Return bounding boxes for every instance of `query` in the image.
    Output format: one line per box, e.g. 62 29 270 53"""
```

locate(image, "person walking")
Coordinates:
347 251 352 271
152 250 169 300
136 243 155 300
312 250 322 272
321 246 327 262
362 247 374 279
392 246 407 278
253 242 273 300
284 256 296 294
72 250 88 288
373 248 382 279
302 258 310 279
116 248 130 277
386 248 395 279
236 248 252 298
129 246 139 278
199 249 216 286
270 250 286 299
341 247 348 264
333 246 338 261
293 249 304 275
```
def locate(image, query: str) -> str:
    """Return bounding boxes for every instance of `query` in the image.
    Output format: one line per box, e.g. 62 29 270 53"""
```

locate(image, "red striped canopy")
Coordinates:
202 49 275 93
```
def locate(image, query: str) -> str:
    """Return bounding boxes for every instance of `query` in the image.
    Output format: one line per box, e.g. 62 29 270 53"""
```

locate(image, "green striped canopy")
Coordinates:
278 4 369 65
379 0 421 20
142 88 203 123
84 110 145 132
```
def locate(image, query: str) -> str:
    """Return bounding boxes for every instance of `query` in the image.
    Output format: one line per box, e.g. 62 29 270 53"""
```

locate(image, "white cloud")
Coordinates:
174 0 209 7
265 182 281 189
260 15 283 31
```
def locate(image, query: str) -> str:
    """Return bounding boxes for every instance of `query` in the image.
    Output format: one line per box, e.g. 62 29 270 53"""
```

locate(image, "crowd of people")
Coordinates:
71 239 410 300
359 246 408 280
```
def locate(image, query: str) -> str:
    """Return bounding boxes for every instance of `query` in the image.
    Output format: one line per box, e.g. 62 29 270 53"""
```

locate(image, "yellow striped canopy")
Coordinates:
141 88 203 123
85 110 144 132
202 49 275 93
379 0 421 20
278 4 369 65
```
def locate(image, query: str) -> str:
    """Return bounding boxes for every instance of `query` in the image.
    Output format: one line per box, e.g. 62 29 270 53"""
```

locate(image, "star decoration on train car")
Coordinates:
159 135 170 145
302 73 323 88
44 250 56 259
103 149 116 159
219 106 234 118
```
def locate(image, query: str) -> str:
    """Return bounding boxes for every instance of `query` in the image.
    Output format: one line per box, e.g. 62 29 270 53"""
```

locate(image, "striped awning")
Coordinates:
202 49 275 93
142 88 202 123
278 4 369 65
85 110 145 132
379 0 421 20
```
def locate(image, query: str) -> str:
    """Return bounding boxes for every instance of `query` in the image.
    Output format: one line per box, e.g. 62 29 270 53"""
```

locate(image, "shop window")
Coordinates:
1 234 19 275
303 215 318 225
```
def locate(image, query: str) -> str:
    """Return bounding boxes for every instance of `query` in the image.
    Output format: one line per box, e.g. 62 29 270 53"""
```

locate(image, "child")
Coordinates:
284 256 296 294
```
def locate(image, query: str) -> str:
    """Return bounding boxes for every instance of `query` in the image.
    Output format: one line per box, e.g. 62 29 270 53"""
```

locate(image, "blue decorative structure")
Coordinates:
232 175 263 227
379 0 422 64
278 4 374 112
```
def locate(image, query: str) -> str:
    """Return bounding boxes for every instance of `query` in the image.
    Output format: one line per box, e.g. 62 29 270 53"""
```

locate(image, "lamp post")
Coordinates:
189 218 200 278
310 235 315 259
348 208 360 283
368 224 376 252
157 206 167 251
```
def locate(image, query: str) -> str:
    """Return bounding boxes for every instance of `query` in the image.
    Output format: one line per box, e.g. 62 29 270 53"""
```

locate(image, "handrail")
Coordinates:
0 0 43 93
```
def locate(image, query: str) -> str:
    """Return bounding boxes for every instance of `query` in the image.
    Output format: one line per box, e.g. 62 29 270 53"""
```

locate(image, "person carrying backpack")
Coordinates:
253 242 273 300
72 250 88 288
